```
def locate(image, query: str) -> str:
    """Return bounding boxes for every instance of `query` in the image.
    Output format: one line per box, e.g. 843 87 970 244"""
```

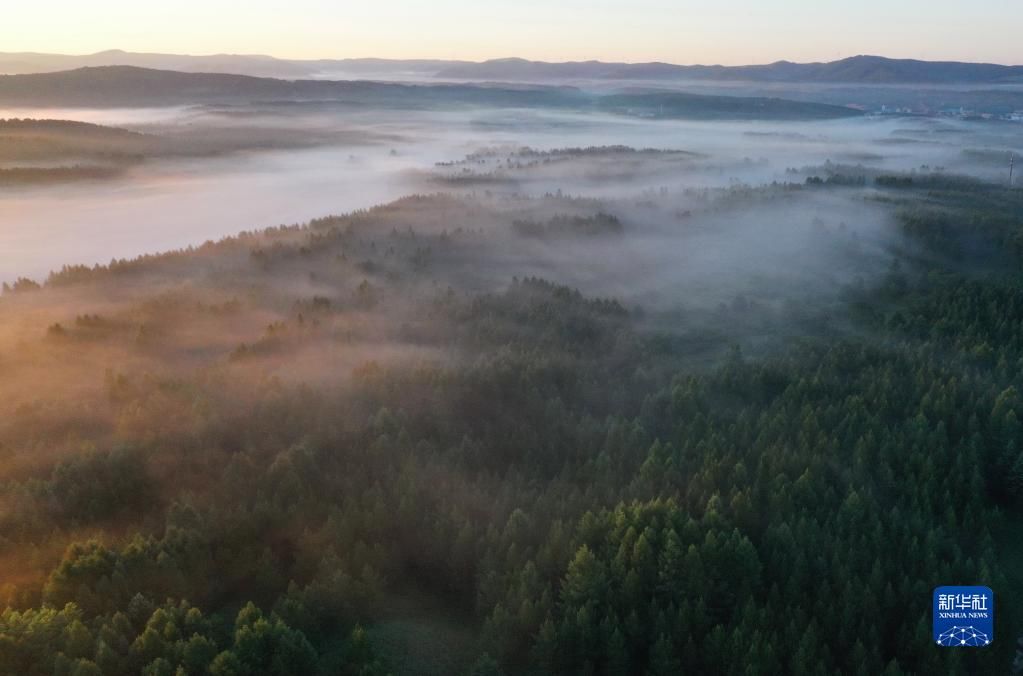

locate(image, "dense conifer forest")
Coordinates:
0 167 1021 674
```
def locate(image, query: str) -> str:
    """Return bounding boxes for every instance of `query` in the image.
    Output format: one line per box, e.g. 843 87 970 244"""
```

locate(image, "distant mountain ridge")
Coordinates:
0 51 1021 84
0 50 468 80
0 49 312 78
435 55 1023 84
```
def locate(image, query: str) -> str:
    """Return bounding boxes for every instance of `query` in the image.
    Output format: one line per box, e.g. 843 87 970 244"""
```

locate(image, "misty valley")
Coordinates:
0 62 1022 676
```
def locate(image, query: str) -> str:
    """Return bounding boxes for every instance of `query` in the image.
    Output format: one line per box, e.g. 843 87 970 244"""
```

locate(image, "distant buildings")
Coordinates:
929 107 1023 122
849 102 1019 123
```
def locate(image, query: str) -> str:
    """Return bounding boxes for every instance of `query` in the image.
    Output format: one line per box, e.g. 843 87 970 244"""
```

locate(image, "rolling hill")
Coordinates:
435 55 1023 84
0 66 860 120
1 50 1021 84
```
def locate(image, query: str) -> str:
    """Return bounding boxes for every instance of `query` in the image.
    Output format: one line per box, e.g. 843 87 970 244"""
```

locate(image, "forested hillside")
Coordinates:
0 173 1021 674
0 67 858 120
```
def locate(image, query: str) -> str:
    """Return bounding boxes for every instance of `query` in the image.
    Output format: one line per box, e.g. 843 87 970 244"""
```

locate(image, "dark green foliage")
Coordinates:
1 181 1021 674
0 599 387 676
512 213 623 239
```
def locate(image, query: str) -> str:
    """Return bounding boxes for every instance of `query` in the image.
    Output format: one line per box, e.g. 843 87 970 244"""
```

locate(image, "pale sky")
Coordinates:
2 0 1021 65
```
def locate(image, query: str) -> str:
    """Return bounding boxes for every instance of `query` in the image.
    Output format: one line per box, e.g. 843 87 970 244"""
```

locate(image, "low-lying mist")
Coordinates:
2 102 1018 283
1 100 1018 445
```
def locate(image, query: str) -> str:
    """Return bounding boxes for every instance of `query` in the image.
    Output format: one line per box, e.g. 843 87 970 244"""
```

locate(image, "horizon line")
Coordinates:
2 48 1022 70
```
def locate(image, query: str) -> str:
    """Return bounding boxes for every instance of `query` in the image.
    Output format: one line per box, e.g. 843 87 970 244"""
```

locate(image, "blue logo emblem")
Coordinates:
933 586 993 647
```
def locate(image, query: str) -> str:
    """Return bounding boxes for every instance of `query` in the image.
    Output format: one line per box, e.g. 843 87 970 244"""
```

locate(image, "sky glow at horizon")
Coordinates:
1 1 1020 66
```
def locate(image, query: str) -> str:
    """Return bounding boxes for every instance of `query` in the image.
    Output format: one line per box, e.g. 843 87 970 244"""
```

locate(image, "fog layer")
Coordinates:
2 103 1018 282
